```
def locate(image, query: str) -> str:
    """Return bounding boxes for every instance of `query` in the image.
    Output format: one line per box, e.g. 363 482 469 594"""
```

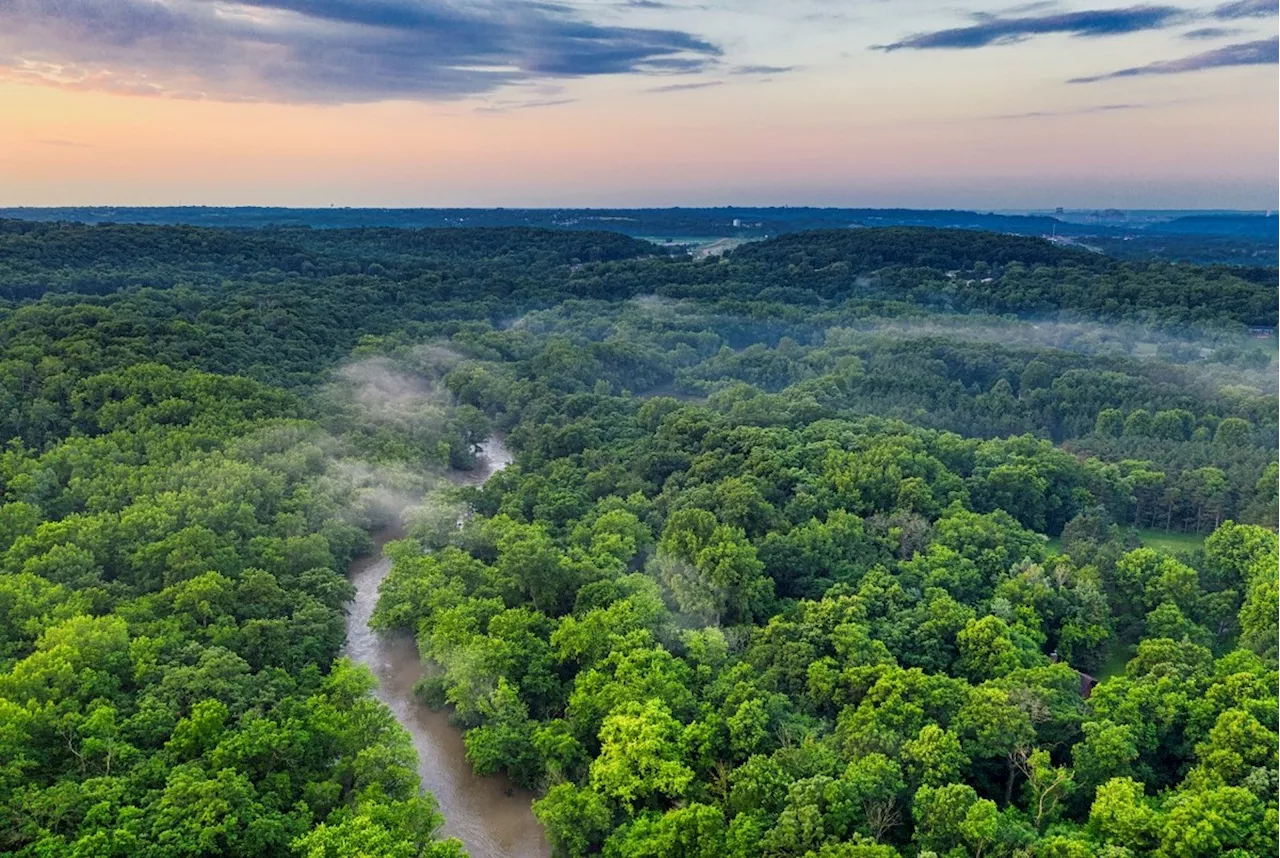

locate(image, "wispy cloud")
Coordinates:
990 101 1156 119
1181 25 1244 38
1212 0 1277 19
0 0 721 104
873 5 1185 51
38 138 95 148
647 80 724 92
731 64 799 75
474 98 576 114
1070 35 1278 81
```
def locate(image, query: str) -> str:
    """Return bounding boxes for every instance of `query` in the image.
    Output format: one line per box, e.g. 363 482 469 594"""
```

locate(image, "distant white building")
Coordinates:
732 218 742 228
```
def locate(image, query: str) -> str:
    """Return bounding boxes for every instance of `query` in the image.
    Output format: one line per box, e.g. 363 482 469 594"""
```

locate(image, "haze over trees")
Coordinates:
0 220 1275 857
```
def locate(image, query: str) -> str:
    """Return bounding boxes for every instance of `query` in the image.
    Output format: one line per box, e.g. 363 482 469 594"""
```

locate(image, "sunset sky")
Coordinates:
1 0 1276 209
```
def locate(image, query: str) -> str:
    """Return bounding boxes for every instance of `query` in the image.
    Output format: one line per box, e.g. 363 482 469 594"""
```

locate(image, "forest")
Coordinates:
0 220 1276 857
3 207 1275 267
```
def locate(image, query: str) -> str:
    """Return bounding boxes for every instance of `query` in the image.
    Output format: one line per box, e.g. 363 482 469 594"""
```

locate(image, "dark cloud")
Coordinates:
873 5 1184 51
0 0 721 103
1069 36 1278 81
1212 0 1277 19
1182 25 1244 38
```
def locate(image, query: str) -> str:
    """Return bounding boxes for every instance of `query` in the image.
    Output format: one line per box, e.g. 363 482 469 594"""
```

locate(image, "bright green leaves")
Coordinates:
902 725 969 789
590 700 694 809
293 794 466 858
912 783 996 856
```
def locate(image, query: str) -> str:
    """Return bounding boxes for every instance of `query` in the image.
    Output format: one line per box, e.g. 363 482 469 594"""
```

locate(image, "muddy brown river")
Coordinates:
344 437 551 858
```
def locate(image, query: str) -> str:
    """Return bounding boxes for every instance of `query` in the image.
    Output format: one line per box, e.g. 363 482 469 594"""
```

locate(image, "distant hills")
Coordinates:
0 205 1275 265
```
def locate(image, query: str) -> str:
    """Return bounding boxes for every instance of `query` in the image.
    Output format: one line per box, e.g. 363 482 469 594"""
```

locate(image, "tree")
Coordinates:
954 685 1037 806
654 510 773 625
589 700 694 809
1125 465 1166 528
803 838 901 858
902 725 970 788
1123 409 1153 437
1188 708 1277 789
1182 467 1229 532
1150 410 1194 442
293 796 467 858
1071 720 1139 796
1087 777 1157 852
841 753 906 842
1014 747 1074 832
1157 786 1273 858
1242 462 1278 526
533 783 613 858
912 783 996 856
489 516 574 614
1238 568 1279 658
1094 409 1124 438
0 501 40 554
604 803 727 858
1213 417 1253 446
956 616 1024 683
1020 359 1055 392
979 463 1050 532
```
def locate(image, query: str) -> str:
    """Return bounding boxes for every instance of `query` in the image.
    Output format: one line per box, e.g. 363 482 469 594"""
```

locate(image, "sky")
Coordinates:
0 0 1276 209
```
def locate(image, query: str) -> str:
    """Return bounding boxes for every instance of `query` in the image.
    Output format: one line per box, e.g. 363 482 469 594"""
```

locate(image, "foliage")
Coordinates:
1 221 1275 857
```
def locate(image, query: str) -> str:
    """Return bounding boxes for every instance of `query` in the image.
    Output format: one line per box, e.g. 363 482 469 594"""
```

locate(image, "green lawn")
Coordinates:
1095 644 1135 682
1135 528 1206 556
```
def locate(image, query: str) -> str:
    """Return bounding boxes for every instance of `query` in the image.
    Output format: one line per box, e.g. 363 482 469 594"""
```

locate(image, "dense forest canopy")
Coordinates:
3 207 1275 266
0 221 1276 857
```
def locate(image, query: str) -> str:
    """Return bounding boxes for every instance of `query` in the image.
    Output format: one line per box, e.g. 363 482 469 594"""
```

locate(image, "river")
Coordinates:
344 436 551 858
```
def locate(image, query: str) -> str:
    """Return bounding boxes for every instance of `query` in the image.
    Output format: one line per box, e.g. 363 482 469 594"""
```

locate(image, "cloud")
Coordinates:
731 64 799 74
646 80 723 91
1212 0 1277 19
1181 25 1245 38
38 138 94 148
990 102 1155 118
0 0 721 104
1069 36 1277 81
873 5 1185 51
474 98 576 113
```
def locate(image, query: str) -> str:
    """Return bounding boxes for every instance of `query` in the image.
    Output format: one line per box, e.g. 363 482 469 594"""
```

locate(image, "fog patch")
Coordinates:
227 344 486 537
320 458 436 531
333 345 464 416
403 489 471 549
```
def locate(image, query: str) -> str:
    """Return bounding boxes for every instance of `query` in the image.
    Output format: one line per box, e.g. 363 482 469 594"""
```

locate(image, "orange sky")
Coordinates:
2 1 1276 208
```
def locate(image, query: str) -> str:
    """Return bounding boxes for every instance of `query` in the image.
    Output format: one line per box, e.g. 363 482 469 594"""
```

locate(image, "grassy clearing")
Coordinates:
1045 529 1204 558
1095 644 1135 682
1135 528 1206 556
